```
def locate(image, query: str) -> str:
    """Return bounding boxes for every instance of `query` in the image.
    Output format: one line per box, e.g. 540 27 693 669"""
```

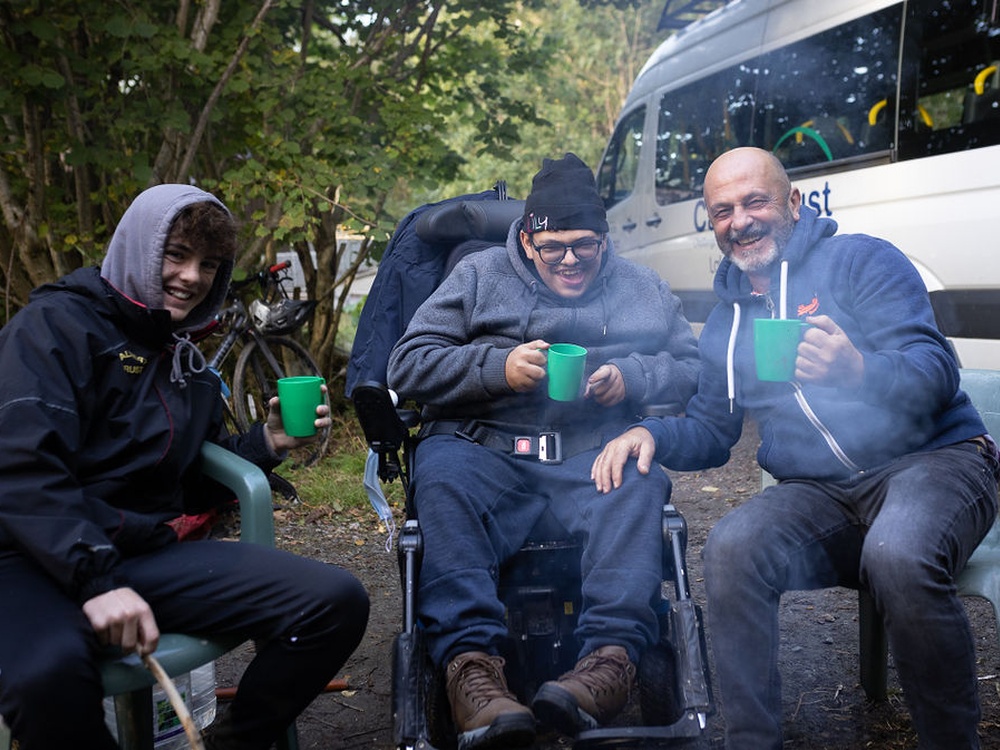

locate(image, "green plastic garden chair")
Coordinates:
0 442 299 750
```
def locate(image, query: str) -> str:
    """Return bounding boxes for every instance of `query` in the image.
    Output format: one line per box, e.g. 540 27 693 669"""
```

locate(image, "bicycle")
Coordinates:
206 261 331 469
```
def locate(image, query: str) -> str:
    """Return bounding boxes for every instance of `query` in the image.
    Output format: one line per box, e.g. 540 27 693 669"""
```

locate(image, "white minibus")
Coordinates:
598 0 1000 367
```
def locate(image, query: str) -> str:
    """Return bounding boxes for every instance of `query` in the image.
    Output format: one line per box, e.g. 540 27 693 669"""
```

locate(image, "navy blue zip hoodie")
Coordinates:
641 205 985 481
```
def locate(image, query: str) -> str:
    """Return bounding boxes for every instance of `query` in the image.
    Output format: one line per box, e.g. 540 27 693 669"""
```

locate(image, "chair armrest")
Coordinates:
200 442 275 547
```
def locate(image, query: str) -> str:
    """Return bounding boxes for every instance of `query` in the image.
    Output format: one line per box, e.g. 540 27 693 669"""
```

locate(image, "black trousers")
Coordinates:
0 540 369 750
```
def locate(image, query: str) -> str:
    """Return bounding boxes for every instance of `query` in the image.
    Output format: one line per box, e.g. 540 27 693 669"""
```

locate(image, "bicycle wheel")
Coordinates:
232 335 331 468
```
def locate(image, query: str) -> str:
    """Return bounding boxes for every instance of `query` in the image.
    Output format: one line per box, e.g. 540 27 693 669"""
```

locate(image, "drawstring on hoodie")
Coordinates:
519 282 540 341
170 332 207 388
725 258 859 473
726 303 741 414
600 277 610 336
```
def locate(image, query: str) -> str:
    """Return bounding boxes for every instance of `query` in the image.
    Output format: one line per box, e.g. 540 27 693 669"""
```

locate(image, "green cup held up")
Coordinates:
276 375 325 436
547 343 588 401
753 318 806 382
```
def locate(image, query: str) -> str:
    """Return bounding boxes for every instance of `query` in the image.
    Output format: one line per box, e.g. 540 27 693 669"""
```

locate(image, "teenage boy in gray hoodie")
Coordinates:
0 184 369 750
387 153 701 750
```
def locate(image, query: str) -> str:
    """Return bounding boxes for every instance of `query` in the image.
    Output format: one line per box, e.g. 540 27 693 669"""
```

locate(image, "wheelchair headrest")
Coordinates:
416 199 526 245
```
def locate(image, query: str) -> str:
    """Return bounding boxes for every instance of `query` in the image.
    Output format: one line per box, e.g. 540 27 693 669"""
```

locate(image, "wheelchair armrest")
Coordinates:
352 381 415 449
662 503 690 601
642 402 684 418
200 442 274 547
352 381 421 484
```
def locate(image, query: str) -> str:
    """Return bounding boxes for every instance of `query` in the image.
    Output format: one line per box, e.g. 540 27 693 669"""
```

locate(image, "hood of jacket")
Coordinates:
100 184 234 335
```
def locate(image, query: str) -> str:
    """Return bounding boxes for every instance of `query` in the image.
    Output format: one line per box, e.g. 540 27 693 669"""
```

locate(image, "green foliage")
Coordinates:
0 0 678 377
406 0 668 205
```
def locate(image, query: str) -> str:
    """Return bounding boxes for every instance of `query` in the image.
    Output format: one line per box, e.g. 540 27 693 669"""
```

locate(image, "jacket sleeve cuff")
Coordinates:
483 347 515 396
75 569 129 605
218 423 285 472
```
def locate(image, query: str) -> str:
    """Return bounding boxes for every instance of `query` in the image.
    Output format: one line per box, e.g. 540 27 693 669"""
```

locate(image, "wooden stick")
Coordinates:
143 653 206 750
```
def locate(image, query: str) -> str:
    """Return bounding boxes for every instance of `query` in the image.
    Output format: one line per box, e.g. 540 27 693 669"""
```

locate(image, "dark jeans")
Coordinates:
0 540 369 750
412 434 670 668
703 442 999 750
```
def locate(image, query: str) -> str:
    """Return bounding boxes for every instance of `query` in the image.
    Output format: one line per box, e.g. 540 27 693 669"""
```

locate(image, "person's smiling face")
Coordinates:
703 148 801 274
520 229 606 298
160 232 226 323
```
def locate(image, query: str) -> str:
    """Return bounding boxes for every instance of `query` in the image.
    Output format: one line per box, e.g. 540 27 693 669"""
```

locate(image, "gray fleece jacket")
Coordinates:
387 221 701 431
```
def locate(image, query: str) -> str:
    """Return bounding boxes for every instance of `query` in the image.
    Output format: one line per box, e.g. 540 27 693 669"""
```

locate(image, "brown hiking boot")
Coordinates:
531 645 636 736
445 651 536 750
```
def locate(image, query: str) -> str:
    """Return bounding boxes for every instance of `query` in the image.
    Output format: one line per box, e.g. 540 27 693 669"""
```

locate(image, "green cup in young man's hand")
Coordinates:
547 343 588 401
276 376 325 436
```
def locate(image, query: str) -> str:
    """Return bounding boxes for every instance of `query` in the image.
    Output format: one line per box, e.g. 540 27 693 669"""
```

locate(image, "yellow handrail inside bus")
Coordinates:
794 118 854 146
774 126 833 160
975 65 998 95
868 99 933 128
868 99 888 126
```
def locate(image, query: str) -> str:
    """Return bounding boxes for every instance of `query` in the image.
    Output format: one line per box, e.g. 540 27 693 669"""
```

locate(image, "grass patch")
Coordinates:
274 407 407 514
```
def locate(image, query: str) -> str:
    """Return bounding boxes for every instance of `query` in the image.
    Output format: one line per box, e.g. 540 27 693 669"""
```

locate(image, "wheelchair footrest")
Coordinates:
574 709 708 746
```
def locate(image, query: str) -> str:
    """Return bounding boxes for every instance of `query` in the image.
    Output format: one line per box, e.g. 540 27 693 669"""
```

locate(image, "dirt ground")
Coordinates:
216 425 1000 750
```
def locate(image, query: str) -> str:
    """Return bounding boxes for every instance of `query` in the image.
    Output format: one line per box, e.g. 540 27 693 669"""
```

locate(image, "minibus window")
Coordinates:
598 106 645 209
653 4 901 204
759 5 901 168
899 0 1000 159
654 70 749 205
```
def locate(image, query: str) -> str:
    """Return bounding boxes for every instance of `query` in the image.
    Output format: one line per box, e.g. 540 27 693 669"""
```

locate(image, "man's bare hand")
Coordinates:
506 340 549 392
591 426 656 493
82 587 160 657
584 364 625 406
796 315 864 388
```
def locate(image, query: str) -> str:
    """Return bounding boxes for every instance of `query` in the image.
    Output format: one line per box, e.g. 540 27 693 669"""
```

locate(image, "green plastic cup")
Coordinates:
754 318 805 382
547 343 588 401
276 375 325 437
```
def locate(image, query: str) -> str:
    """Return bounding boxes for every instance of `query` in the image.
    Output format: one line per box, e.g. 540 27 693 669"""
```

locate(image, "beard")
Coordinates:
724 215 795 274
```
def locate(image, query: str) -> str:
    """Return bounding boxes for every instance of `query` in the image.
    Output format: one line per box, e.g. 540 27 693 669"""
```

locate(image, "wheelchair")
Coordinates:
348 188 713 749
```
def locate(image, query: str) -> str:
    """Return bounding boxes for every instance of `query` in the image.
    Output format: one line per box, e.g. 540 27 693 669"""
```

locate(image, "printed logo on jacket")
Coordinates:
119 349 147 375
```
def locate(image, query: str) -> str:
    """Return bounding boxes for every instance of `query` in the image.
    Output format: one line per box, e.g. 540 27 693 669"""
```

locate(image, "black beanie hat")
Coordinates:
523 153 609 235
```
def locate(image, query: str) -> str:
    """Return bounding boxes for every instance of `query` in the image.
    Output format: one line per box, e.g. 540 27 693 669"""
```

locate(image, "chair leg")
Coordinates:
275 723 300 750
858 588 889 701
114 687 156 750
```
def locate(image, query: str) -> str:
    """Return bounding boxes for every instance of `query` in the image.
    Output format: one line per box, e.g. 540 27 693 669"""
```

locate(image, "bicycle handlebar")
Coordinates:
269 260 291 274
228 262 292 295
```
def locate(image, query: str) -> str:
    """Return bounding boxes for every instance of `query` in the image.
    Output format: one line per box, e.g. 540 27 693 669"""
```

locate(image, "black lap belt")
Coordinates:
419 419 605 464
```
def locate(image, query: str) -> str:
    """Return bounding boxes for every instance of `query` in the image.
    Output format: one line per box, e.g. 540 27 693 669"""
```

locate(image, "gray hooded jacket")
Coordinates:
387 221 701 432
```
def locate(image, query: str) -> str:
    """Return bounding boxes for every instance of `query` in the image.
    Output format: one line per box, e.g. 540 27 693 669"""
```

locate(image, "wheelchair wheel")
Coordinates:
232 335 330 467
638 641 684 727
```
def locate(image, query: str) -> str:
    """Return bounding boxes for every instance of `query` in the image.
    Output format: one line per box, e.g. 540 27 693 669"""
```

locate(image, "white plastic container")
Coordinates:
103 662 217 748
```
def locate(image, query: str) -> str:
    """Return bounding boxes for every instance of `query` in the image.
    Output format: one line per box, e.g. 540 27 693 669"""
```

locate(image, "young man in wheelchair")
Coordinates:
387 153 701 750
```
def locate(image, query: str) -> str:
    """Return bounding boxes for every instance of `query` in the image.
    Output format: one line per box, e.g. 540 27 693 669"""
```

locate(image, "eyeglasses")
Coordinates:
529 235 605 266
